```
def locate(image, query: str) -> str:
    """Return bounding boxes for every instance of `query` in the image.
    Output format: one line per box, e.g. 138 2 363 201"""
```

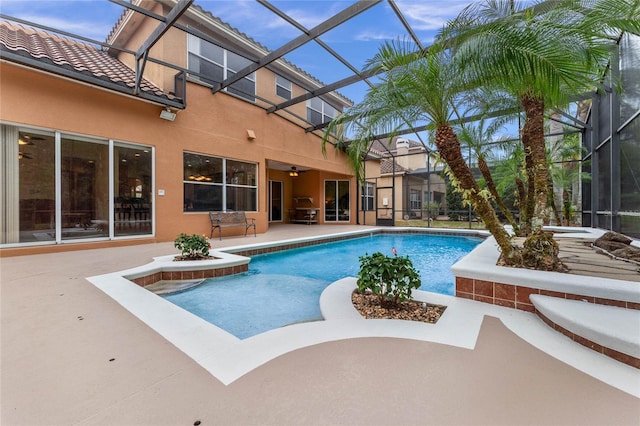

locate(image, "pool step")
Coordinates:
530 294 640 369
145 279 205 295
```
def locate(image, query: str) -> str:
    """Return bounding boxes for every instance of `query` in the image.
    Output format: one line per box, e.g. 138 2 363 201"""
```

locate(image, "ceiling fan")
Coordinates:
19 134 45 145
289 166 309 177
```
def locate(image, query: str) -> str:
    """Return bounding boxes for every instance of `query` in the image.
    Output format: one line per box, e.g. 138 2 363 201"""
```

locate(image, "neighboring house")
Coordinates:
0 0 356 255
359 136 447 226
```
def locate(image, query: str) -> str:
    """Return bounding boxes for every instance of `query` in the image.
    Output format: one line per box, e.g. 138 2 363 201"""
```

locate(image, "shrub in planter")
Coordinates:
174 233 211 260
357 251 421 305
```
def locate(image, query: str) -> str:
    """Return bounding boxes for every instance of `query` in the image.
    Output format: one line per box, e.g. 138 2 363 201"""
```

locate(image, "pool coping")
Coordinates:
87 227 640 396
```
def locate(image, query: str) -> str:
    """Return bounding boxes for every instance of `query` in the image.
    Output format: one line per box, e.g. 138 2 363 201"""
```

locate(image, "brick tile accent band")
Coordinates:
455 277 640 311
131 264 248 287
537 311 640 369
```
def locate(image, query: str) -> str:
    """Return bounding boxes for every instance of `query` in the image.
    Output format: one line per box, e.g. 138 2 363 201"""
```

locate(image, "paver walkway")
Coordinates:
1 225 639 425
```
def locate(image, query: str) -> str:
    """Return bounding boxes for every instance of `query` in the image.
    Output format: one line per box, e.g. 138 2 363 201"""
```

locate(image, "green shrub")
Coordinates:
357 251 421 305
422 201 441 218
174 233 211 259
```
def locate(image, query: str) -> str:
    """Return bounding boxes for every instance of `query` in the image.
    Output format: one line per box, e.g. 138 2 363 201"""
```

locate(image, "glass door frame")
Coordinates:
324 179 350 222
269 180 283 222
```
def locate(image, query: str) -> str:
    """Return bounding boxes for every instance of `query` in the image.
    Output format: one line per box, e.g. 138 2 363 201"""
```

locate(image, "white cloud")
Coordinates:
7 14 115 40
1 0 122 40
200 1 341 39
354 30 398 42
396 1 470 31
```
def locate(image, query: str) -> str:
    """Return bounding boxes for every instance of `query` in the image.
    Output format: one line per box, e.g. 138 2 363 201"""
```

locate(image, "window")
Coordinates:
325 180 350 222
410 189 421 210
307 97 338 126
361 182 374 211
0 124 153 245
276 75 291 100
187 34 256 102
183 152 257 212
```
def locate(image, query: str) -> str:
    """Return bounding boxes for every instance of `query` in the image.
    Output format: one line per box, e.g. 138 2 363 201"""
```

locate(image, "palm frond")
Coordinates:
447 0 616 106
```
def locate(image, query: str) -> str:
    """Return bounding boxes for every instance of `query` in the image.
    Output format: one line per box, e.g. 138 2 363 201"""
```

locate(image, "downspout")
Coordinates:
610 47 621 232
591 93 599 229
357 160 363 225
392 160 396 225
427 154 431 227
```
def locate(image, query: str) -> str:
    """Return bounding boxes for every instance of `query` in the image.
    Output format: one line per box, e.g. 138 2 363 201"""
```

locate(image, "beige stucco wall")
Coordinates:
114 1 172 91
0 63 354 255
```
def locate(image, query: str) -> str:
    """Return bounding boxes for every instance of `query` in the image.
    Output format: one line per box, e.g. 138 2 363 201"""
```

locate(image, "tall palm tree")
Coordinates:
493 142 528 222
442 0 623 234
548 132 589 225
323 40 522 264
457 118 519 229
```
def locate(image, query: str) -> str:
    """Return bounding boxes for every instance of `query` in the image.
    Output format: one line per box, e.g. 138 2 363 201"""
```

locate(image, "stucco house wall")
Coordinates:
0 59 354 256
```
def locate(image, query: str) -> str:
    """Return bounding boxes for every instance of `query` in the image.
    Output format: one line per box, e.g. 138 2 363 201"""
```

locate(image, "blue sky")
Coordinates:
0 0 473 104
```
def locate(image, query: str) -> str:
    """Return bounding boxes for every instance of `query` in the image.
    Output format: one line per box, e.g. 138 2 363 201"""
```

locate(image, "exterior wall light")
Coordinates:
160 108 176 121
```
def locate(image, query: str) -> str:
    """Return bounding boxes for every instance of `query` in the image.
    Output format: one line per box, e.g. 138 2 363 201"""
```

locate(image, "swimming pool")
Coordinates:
163 233 481 339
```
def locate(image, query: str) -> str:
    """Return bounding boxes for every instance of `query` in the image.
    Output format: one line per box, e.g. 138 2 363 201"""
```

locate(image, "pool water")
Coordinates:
163 233 481 339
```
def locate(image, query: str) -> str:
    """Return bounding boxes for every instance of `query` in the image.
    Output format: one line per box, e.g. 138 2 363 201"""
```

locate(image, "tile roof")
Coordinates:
380 158 407 174
0 21 179 104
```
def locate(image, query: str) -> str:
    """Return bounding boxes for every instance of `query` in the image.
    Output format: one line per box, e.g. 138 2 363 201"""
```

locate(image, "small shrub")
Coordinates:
357 251 421 305
422 201 440 218
174 233 211 259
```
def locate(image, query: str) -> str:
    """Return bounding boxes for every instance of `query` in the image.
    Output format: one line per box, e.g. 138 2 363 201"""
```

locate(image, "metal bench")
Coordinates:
209 211 256 240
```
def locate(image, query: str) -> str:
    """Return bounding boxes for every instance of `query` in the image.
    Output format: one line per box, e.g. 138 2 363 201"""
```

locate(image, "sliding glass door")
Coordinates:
1 124 153 245
324 180 350 222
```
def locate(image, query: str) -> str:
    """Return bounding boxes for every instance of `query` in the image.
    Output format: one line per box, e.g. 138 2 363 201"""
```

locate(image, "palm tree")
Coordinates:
323 40 522 265
548 132 589 225
457 118 519 229
493 142 528 223
442 0 623 234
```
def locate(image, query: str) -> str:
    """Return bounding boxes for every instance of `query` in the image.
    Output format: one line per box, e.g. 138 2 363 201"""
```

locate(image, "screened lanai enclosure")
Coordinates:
582 33 640 237
1 0 639 240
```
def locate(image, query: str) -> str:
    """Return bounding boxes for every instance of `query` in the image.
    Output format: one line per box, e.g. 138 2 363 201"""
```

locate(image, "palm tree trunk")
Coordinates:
515 177 527 231
521 146 535 235
520 94 550 232
548 174 562 225
562 189 571 226
435 124 521 264
477 156 518 229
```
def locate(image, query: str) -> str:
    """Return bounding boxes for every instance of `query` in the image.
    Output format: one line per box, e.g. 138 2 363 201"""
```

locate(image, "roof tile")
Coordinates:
0 21 176 102
380 158 407 174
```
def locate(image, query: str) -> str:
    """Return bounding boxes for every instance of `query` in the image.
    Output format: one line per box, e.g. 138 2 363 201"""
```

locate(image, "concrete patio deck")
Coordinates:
1 224 639 425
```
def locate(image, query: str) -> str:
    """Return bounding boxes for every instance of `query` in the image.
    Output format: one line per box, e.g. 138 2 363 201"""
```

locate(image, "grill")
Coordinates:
290 197 319 224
